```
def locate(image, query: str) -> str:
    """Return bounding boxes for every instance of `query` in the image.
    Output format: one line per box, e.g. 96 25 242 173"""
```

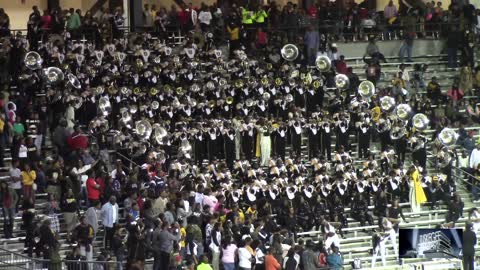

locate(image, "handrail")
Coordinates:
114 149 141 168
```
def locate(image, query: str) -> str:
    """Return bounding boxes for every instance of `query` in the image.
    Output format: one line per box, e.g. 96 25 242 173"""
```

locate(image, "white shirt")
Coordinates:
470 148 480 169
112 204 118 223
9 167 22 189
198 11 212 25
238 247 253 268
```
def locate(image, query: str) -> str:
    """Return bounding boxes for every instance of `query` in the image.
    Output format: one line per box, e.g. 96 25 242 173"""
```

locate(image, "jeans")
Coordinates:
223 262 235 270
399 43 412 62
447 47 457 67
2 207 14 238
472 183 479 201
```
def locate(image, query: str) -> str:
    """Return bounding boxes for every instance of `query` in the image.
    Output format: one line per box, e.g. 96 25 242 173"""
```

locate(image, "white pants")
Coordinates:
80 244 93 270
386 229 398 255
409 186 421 213
325 234 340 249
473 222 480 233
371 242 387 267
260 136 271 167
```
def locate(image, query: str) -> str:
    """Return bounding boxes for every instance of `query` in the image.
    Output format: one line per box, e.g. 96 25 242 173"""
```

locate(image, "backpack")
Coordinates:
351 258 362 269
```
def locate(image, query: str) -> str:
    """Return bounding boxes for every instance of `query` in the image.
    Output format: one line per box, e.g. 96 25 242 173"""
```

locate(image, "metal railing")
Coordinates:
0 246 120 270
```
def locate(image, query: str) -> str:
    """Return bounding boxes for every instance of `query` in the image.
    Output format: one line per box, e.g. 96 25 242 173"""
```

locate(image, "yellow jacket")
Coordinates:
22 170 36 186
242 9 253 24
227 26 239 40
254 10 268 23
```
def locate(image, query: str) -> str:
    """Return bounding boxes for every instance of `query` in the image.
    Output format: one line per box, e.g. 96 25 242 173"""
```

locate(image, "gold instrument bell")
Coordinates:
133 87 141 95
176 87 184 96
234 79 244 88
164 84 172 93
136 58 144 69
275 78 282 86
208 100 216 108
313 80 322 89
266 63 273 70
226 96 234 104
261 77 269 86
107 85 118 95
150 87 158 96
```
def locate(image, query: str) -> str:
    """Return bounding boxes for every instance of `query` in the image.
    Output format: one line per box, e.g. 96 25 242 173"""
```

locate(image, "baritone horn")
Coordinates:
24 51 43 70
315 56 331 72
358 80 375 98
281 44 299 61
135 120 153 140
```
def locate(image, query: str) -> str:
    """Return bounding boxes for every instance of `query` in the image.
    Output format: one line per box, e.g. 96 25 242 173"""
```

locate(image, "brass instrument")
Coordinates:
281 44 299 61
107 85 118 95
24 51 43 70
275 78 282 86
67 73 81 89
380 96 396 112
151 100 160 110
395 104 412 121
226 96 234 105
98 96 112 116
150 87 158 96
208 100 216 108
334 74 349 90
412 113 429 131
133 87 141 95
358 80 375 98
438 128 458 147
315 55 331 72
44 67 64 84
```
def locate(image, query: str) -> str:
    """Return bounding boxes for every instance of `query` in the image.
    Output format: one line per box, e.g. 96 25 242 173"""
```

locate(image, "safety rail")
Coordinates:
0 246 120 270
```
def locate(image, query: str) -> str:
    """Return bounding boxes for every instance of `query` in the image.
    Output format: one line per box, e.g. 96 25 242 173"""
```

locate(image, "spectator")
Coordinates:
254 6 268 28
459 62 473 95
21 163 36 203
66 8 81 31
101 196 119 249
447 79 465 105
238 237 254 270
255 27 268 50
399 31 415 62
143 4 153 28
426 76 443 104
304 25 320 66
446 26 462 68
155 221 180 270
86 200 101 240
40 10 52 30
197 255 213 270
73 215 94 263
302 240 321 270
335 55 348 74
463 222 476 270
365 38 386 62
46 193 61 234
198 4 213 32
0 9 9 37
0 181 17 238
62 189 78 242
221 235 237 270
326 246 343 270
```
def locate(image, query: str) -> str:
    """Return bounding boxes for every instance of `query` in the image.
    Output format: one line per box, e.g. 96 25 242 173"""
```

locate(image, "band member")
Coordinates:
241 121 256 160
320 119 332 160
307 122 319 159
223 127 236 169
194 128 207 165
351 193 374 227
335 115 350 151
380 217 398 256
356 119 371 159
273 123 286 160
290 120 302 157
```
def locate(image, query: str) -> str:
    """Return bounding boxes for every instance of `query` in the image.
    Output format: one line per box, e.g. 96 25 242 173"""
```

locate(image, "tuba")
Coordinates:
135 120 153 140
334 74 349 90
437 147 454 168
358 80 375 98
380 96 396 112
44 67 64 84
390 124 406 140
281 44 299 61
24 51 43 70
315 56 331 72
438 128 458 147
395 104 412 121
412 113 429 131
98 96 112 116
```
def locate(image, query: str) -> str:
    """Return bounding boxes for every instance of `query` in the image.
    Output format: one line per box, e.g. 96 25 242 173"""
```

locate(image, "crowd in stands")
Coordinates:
0 1 479 270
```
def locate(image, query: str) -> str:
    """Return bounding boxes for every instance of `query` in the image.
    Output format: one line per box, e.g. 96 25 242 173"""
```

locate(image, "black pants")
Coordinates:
104 225 116 249
463 255 474 270
158 251 171 270
321 136 331 160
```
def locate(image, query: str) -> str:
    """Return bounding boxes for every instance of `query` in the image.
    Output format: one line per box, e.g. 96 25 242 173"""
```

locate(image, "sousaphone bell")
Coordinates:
358 80 375 98
281 44 299 61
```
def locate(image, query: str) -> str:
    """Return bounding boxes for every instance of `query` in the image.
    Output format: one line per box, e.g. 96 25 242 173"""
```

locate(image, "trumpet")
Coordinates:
226 96 234 105
275 78 282 86
151 100 160 110
176 87 184 96
107 85 118 95
313 80 323 89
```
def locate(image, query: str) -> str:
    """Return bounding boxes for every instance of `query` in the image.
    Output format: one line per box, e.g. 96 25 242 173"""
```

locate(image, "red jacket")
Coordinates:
67 132 89 150
86 178 100 200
